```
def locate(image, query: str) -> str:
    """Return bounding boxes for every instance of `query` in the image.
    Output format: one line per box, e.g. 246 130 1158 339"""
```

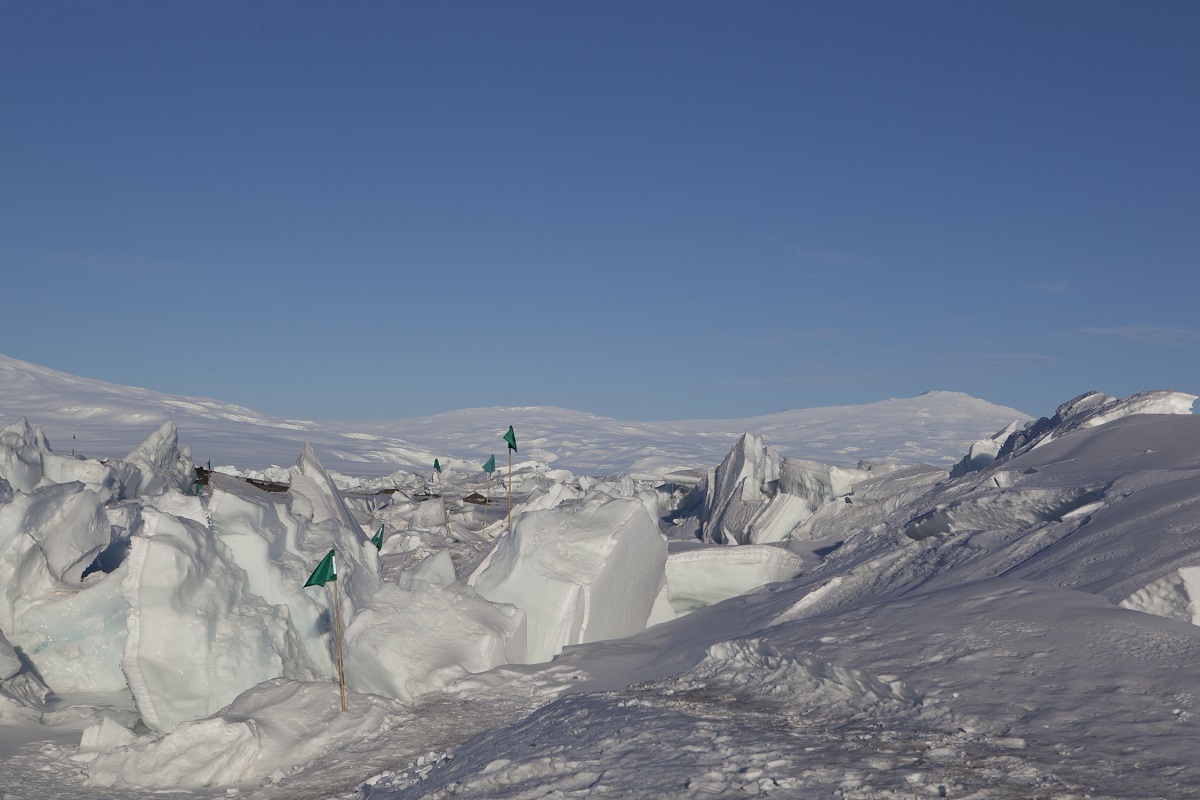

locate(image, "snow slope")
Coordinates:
0 353 1030 476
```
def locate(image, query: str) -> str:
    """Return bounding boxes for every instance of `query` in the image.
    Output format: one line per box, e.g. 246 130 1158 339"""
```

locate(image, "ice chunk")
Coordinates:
1120 566 1200 624
42 455 121 503
0 482 127 691
647 543 805 623
87 716 262 788
470 496 666 662
0 417 45 492
742 494 811 544
288 442 382 614
205 473 334 673
696 433 781 545
342 581 527 701
3 481 112 587
121 509 317 731
0 417 122 500
690 436 869 545
116 419 194 498
400 549 456 588
0 670 51 710
950 421 1022 478
79 716 141 753
15 564 128 692
0 627 20 679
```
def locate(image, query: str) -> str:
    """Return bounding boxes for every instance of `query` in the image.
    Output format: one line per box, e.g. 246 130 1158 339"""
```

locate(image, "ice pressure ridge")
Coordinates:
2 388 1200 793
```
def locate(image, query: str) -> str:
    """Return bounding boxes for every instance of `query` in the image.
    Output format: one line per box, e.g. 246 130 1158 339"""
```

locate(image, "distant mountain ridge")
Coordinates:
0 353 1032 477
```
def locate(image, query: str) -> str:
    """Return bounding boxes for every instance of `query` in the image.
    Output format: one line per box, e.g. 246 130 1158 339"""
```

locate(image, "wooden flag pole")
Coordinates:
437 471 449 532
332 580 347 712
507 449 513 533
482 472 491 544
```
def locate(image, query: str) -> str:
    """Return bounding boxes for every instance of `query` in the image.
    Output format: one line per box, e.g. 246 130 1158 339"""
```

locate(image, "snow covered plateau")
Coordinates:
1 352 1199 799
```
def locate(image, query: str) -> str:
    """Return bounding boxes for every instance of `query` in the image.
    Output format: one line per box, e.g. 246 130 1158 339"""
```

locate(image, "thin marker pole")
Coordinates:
482 472 491 545
507 449 513 533
332 579 346 712
437 472 449 532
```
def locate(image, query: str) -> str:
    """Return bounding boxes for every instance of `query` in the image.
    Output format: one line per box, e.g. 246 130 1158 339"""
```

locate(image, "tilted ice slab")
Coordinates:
113 419 194 498
1120 567 1200 624
688 433 872 545
646 543 806 624
0 417 54 493
122 508 319 731
206 472 340 674
0 628 19 680
0 481 124 692
471 495 667 663
950 420 1021 478
342 579 528 702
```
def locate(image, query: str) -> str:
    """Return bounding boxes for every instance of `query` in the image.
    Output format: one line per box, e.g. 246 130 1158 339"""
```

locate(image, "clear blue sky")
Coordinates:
2 1 1196 421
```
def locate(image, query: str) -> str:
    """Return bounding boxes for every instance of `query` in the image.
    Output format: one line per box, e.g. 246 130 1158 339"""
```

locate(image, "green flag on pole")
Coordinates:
503 426 517 453
304 550 337 587
434 458 442 473
483 454 496 474
370 524 384 551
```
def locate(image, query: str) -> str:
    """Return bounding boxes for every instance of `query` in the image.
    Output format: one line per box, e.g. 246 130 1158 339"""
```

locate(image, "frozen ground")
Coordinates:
1 353 1198 799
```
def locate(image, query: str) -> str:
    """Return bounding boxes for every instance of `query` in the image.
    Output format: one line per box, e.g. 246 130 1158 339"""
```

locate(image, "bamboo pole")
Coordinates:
436 470 449 532
332 580 346 712
507 449 513 533
482 472 492 545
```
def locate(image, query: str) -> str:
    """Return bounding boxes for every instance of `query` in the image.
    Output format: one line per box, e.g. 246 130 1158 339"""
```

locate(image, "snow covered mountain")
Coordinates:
0 353 1030 476
2 352 1199 799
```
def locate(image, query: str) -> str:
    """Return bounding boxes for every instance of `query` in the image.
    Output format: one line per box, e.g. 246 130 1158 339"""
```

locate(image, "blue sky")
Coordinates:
2 1 1196 422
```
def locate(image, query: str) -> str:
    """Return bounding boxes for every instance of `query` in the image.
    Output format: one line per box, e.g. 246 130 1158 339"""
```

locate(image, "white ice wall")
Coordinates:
121 509 317 731
470 496 667 662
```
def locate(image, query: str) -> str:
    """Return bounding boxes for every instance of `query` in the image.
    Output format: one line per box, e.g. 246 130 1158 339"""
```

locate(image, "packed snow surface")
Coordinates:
1 354 1199 799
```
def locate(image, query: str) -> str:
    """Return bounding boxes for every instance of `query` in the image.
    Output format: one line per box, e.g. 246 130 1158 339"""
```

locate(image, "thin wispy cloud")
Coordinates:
1081 326 1200 346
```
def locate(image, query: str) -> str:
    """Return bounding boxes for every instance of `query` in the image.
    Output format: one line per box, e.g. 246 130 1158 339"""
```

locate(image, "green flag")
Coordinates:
370 524 384 551
434 458 442 473
503 426 517 453
483 454 496 474
304 550 337 587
